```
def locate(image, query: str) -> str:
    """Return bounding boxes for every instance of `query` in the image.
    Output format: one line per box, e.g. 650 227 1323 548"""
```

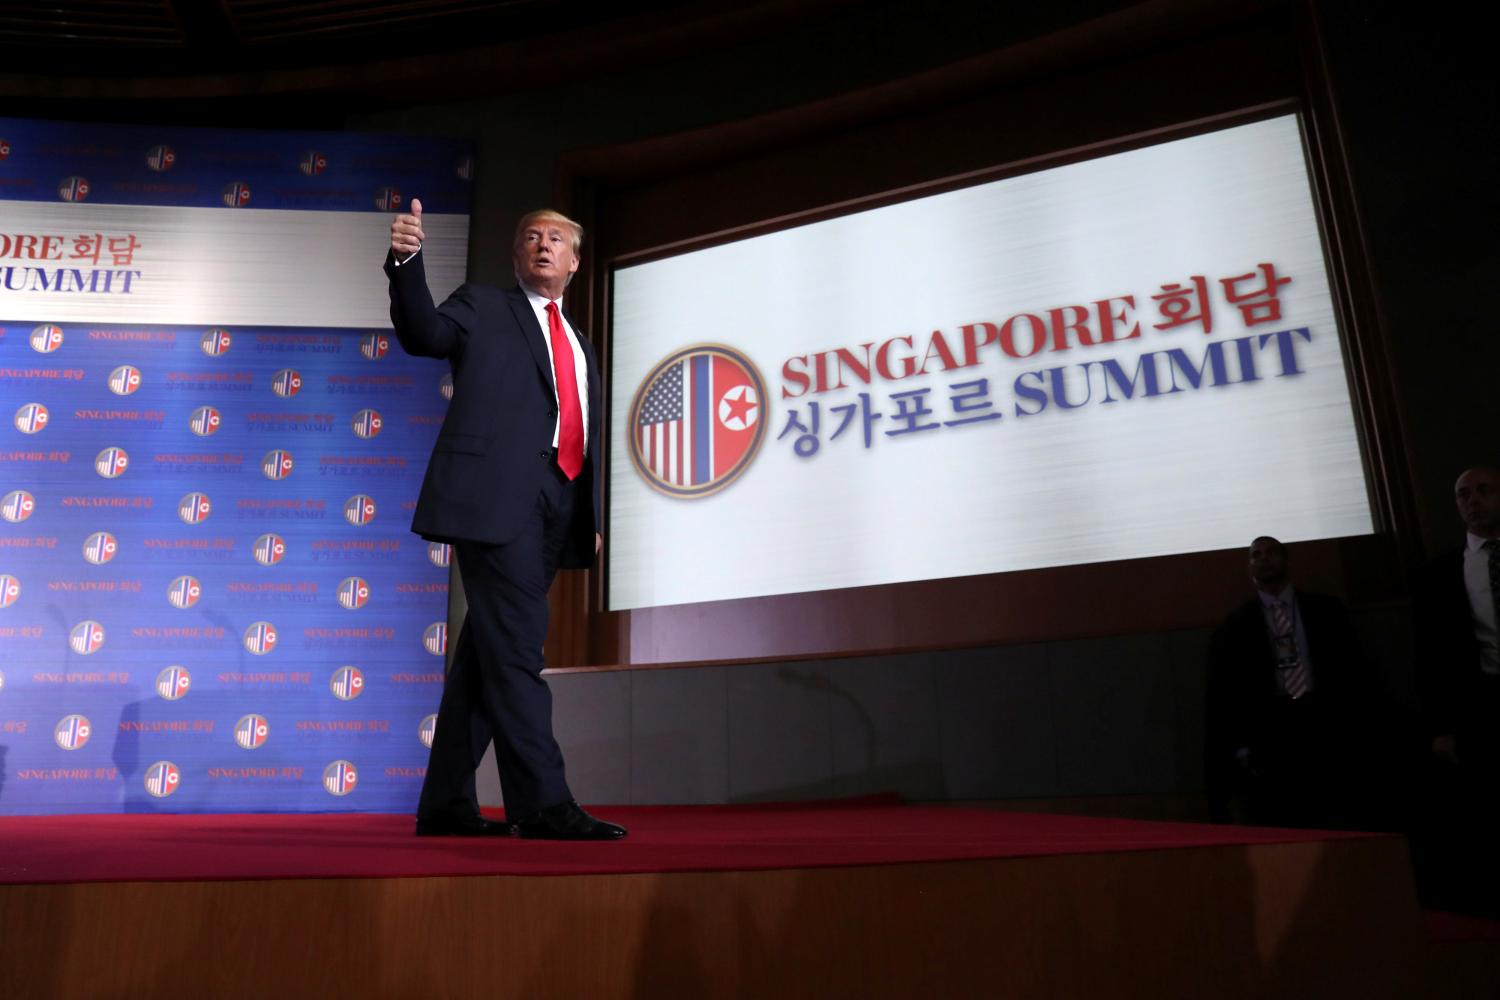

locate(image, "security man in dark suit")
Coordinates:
386 200 624 840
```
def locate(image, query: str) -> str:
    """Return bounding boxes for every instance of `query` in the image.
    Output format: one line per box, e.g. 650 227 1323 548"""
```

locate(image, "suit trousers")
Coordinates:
416 462 576 822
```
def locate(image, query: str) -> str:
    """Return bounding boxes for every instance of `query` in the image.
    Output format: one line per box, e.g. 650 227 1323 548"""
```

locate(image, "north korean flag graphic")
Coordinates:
629 345 767 498
374 187 401 211
0 137 11 161
344 494 376 526
423 622 447 656
145 761 181 798
271 368 303 397
156 666 191 701
69 620 105 655
58 176 89 202
29 324 63 353
0 573 19 608
167 575 202 609
222 181 252 207
419 714 438 748
351 408 382 439
83 531 117 565
323 760 358 796
145 145 175 172
95 447 129 478
200 328 232 355
330 666 364 701
337 576 370 610
244 620 277 655
2 490 35 523
54 714 91 750
360 333 389 360
14 403 48 434
299 150 327 176
253 532 286 566
234 714 269 750
108 364 142 395
189 406 221 436
178 492 212 524
262 449 294 480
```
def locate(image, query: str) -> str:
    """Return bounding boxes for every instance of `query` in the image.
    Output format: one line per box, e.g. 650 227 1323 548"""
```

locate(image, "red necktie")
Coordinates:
546 301 584 480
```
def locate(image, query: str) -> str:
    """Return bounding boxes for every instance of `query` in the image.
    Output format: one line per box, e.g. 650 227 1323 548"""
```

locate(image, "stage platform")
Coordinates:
0 799 1457 998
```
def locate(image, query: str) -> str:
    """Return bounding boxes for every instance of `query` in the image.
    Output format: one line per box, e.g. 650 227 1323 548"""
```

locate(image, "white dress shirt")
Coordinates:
1462 532 1500 675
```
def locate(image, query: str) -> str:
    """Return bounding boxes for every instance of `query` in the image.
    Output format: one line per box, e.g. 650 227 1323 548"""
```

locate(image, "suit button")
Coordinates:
539 451 550 459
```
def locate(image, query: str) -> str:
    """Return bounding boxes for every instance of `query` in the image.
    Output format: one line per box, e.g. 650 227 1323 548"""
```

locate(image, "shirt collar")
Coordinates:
1257 585 1295 608
1467 532 1499 554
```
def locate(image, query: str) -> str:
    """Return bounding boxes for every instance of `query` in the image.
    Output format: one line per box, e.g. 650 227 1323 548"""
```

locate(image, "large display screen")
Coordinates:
608 114 1372 611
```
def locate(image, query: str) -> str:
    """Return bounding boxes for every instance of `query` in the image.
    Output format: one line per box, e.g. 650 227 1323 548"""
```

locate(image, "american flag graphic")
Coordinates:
360 333 389 360
272 368 302 397
54 715 90 749
427 542 451 568
95 447 128 478
179 492 211 524
69 620 105 654
222 181 251 207
156 666 191 700
235 714 269 749
253 533 285 565
633 349 763 491
57 176 89 202
352 409 382 439
2 490 35 522
337 576 369 610
344 494 376 526
190 406 220 436
262 450 294 480
83 531 117 564
200 328 232 355
423 622 447 656
108 365 142 395
244 621 277 655
145 761 180 798
419 714 437 748
323 761 357 796
374 187 401 211
14 403 47 434
167 575 201 609
299 150 327 175
146 145 175 171
331 666 363 701
29 324 63 353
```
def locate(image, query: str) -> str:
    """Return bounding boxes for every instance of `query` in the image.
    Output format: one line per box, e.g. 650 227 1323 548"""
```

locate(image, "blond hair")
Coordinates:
513 209 583 255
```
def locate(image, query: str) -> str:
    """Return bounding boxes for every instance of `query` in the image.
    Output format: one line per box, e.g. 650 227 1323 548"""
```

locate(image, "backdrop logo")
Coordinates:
58 176 89 202
167 575 202 609
423 622 447 656
374 187 401 212
427 542 451 568
262 449 294 480
54 714 91 750
299 150 327 176
0 573 19 608
234 713 269 750
178 492 212 524
200 328 233 356
0 137 10 160
243 620 277 655
2 489 36 522
156 665 191 701
456 155 474 180
253 532 286 566
95 447 129 478
323 760 357 796
360 333 390 360
29 324 64 353
222 181 252 207
439 373 453 400
628 344 767 498
14 403 48 434
69 620 105 654
343 494 376 526
82 531 118 565
419 713 437 748
189 405 221 436
145 760 180 798
0 669 5 690
337 576 370 610
330 666 364 701
271 368 303 397
351 408 382 439
145 145 175 171
108 364 143 395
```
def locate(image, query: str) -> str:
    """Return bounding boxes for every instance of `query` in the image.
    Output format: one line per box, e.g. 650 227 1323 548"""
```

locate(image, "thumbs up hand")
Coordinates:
390 197 425 258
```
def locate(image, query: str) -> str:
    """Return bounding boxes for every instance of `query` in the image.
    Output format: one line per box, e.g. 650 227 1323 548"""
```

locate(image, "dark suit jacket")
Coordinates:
384 250 602 568
1412 549 1484 740
1204 589 1372 802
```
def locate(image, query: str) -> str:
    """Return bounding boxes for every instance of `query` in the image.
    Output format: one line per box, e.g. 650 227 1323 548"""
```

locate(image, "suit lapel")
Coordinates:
507 286 556 393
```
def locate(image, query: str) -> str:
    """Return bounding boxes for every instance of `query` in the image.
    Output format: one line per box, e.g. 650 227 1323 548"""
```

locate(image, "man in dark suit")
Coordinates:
1204 536 1377 829
1410 466 1500 912
386 200 625 840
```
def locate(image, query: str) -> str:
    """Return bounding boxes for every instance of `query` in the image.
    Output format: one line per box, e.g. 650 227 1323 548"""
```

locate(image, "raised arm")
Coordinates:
384 197 472 360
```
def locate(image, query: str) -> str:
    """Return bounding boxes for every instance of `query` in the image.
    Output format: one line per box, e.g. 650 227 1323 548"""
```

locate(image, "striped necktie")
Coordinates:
1271 600 1311 699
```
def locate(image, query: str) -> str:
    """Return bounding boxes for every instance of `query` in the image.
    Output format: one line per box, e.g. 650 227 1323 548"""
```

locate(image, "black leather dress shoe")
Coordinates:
414 814 515 837
514 801 627 841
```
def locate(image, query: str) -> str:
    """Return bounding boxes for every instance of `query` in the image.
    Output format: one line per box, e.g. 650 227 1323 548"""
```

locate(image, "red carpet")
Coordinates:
0 799 1372 886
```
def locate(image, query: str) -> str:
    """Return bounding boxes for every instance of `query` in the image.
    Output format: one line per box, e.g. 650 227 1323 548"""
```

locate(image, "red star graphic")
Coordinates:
723 390 757 424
